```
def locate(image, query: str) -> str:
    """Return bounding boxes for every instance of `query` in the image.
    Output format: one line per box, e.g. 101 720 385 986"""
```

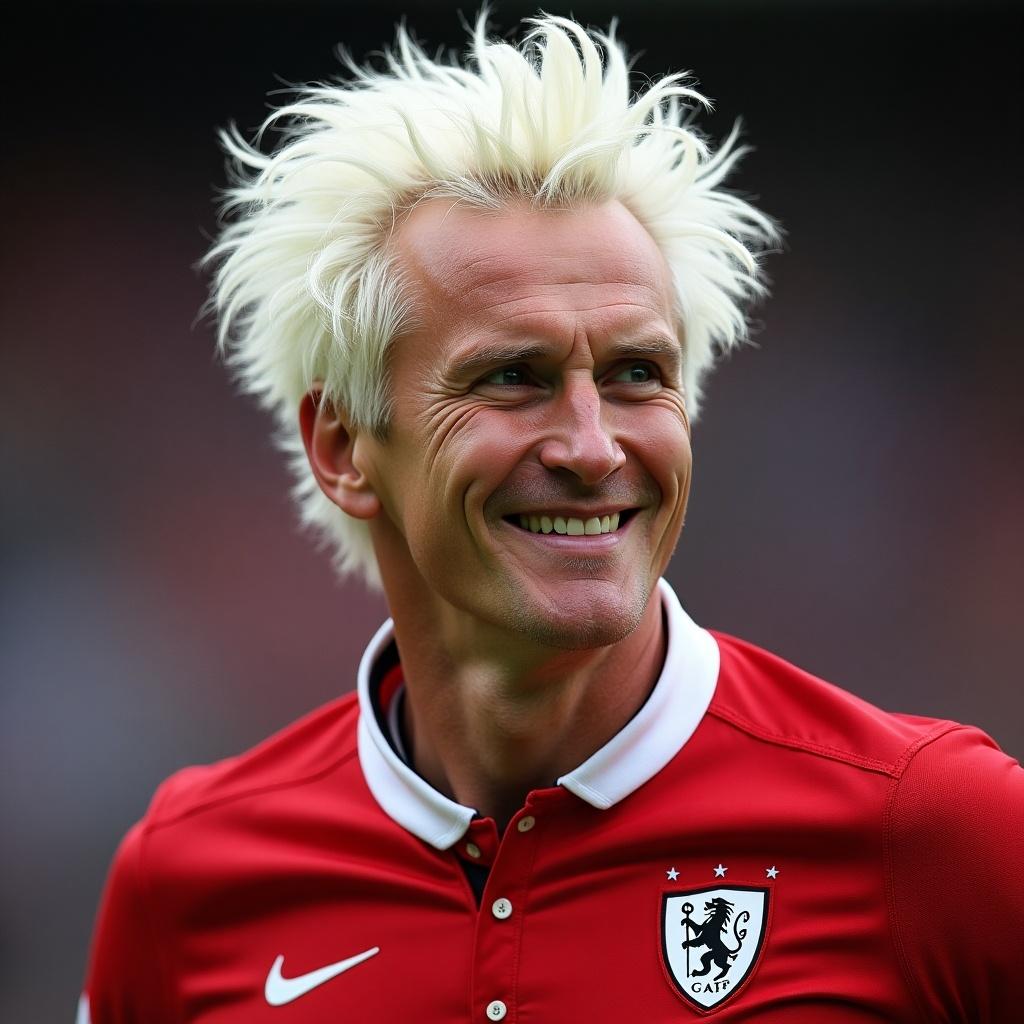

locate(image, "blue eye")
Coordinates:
611 362 657 383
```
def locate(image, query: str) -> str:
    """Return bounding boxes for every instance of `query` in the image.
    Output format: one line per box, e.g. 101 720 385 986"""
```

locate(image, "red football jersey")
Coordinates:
80 581 1024 1022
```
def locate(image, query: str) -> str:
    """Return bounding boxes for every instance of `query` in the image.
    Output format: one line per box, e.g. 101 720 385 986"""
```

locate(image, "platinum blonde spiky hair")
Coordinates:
205 12 778 588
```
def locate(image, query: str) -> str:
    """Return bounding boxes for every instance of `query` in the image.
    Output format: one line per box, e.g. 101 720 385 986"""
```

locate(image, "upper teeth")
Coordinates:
517 513 621 535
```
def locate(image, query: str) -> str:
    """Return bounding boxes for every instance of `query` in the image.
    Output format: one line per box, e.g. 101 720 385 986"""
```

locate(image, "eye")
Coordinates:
480 364 533 387
608 361 659 384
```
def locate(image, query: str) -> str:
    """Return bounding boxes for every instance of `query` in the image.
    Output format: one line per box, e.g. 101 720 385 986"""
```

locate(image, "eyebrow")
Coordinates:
442 343 552 382
442 335 682 381
604 336 682 373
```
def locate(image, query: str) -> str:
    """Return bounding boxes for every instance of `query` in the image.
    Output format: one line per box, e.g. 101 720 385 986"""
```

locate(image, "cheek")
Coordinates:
616 405 692 487
379 410 531 575
435 411 536 500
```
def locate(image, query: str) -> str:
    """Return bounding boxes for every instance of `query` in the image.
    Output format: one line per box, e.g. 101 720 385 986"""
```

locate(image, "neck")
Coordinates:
387 589 666 828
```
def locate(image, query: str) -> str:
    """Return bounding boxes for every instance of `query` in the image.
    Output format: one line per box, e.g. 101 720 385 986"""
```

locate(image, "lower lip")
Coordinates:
499 516 632 552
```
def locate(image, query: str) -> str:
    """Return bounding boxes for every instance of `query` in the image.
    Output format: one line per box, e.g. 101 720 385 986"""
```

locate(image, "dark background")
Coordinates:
2 1 1021 1018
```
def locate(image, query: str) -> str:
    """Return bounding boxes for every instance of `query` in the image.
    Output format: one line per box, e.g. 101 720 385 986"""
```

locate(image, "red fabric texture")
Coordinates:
81 634 1024 1022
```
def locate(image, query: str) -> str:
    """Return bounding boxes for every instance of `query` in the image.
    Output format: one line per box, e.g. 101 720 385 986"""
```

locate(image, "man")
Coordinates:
80 13 1022 1022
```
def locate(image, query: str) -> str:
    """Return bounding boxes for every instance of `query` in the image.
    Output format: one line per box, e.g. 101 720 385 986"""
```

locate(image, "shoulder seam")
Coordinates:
888 721 964 780
707 704 900 777
145 747 361 834
883 722 966 1023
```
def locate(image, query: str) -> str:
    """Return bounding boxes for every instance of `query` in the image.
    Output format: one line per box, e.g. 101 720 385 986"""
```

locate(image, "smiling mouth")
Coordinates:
504 510 637 536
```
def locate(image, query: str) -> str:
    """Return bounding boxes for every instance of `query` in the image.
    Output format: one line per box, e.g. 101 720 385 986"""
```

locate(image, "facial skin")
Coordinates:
314 198 692 654
302 198 694 818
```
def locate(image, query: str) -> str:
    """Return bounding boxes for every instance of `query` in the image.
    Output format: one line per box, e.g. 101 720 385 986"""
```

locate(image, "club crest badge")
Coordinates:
661 885 770 1012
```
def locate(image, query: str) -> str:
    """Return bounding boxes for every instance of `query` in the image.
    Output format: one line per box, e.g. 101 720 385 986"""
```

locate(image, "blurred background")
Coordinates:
2 0 1021 1017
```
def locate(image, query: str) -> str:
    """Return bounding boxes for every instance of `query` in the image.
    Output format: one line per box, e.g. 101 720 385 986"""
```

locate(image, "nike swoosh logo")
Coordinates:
264 947 380 1006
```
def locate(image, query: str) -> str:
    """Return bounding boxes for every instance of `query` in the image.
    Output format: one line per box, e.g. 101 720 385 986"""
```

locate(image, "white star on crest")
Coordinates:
766 866 779 879
666 867 679 881
713 863 727 877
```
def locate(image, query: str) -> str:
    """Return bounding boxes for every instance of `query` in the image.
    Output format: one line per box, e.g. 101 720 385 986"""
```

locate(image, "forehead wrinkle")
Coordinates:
461 297 677 347
463 276 664 308
435 276 675 339
488 295 672 321
444 253 664 310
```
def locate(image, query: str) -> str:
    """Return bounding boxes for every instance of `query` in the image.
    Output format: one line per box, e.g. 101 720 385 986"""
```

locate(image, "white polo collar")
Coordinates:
356 578 720 850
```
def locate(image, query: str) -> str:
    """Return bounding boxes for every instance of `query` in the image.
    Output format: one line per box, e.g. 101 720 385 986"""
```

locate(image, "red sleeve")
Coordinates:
886 726 1024 1023
80 820 173 1024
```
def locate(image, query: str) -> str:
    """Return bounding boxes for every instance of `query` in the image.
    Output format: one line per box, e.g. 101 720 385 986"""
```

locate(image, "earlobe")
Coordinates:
299 390 382 520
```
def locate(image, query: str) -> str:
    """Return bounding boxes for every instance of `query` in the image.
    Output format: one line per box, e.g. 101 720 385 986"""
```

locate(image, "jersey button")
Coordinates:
517 815 535 832
486 1000 508 1020
465 842 482 858
491 897 513 920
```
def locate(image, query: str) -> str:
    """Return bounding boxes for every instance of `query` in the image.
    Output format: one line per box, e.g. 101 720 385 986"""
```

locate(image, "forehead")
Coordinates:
391 198 677 343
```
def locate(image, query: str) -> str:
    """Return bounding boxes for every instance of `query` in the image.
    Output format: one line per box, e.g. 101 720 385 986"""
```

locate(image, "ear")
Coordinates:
299 389 382 520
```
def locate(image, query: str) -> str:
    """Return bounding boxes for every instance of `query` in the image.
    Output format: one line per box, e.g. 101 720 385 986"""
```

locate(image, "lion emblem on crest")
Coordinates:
680 897 750 980
661 885 770 1011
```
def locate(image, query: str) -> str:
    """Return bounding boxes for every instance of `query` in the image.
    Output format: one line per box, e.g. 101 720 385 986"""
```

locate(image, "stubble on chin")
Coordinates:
500 574 652 652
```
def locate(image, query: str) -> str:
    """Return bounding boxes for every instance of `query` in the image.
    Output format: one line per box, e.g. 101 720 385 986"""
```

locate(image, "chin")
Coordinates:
504 577 652 651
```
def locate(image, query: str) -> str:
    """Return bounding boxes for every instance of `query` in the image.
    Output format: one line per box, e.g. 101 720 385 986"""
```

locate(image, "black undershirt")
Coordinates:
369 643 490 905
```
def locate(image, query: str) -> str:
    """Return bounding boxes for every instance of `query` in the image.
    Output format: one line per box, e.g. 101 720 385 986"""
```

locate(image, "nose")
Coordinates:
537 375 626 484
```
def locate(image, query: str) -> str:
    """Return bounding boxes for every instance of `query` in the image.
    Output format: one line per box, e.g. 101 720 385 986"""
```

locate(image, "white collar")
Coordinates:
356 578 720 850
